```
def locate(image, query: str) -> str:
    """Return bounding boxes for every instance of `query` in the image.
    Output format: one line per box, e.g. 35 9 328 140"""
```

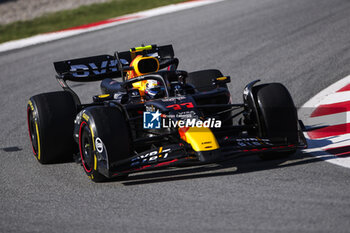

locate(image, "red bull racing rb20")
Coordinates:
27 44 307 182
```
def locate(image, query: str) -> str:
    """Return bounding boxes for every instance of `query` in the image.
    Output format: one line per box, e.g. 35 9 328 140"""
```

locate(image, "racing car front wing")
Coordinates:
107 136 306 178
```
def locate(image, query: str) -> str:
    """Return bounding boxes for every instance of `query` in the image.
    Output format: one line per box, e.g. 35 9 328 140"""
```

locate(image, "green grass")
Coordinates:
0 0 186 44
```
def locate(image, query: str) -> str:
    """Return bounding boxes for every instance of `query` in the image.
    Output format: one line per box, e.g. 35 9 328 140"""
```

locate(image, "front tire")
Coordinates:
252 83 298 159
78 106 132 182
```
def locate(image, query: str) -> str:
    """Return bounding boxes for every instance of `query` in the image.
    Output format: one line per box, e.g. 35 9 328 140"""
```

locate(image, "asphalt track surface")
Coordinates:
1 0 350 232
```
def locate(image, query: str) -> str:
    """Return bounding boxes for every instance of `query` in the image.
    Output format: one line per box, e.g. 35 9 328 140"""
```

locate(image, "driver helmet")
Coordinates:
126 55 160 98
144 80 162 99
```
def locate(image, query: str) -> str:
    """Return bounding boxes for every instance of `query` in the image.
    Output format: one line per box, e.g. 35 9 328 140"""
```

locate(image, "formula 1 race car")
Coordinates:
27 44 307 182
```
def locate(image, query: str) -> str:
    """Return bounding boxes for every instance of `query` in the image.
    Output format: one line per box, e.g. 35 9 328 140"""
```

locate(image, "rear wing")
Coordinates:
54 44 175 82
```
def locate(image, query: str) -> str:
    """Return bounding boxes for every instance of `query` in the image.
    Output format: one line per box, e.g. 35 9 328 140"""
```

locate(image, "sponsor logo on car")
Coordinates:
130 147 171 167
143 110 222 129
143 110 161 129
69 59 129 78
95 137 104 153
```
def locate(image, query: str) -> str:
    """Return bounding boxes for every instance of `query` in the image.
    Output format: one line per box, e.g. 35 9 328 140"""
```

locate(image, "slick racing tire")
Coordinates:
27 91 77 164
187 69 227 92
79 106 131 182
253 83 298 160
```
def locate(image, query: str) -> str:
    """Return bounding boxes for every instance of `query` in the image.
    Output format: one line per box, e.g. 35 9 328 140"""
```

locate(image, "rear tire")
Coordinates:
79 106 131 182
252 83 298 160
187 69 227 92
27 91 77 164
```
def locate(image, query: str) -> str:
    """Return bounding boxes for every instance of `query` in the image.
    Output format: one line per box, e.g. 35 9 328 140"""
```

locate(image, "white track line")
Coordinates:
318 92 350 105
301 76 350 107
0 0 225 53
305 111 350 128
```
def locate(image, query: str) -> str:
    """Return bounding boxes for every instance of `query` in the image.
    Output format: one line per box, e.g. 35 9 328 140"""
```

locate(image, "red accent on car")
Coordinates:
135 165 152 171
166 104 181 110
180 102 194 108
155 159 179 167
178 127 190 141
242 145 295 153
166 102 194 110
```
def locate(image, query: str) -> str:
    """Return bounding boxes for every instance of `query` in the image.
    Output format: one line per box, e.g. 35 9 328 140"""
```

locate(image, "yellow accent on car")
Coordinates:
89 126 97 171
131 80 147 96
133 56 159 77
216 76 227 81
179 127 219 152
28 100 34 111
130 45 154 60
82 113 89 122
94 155 97 171
130 45 153 52
98 94 110 98
35 122 41 160
128 56 159 96
89 126 95 150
